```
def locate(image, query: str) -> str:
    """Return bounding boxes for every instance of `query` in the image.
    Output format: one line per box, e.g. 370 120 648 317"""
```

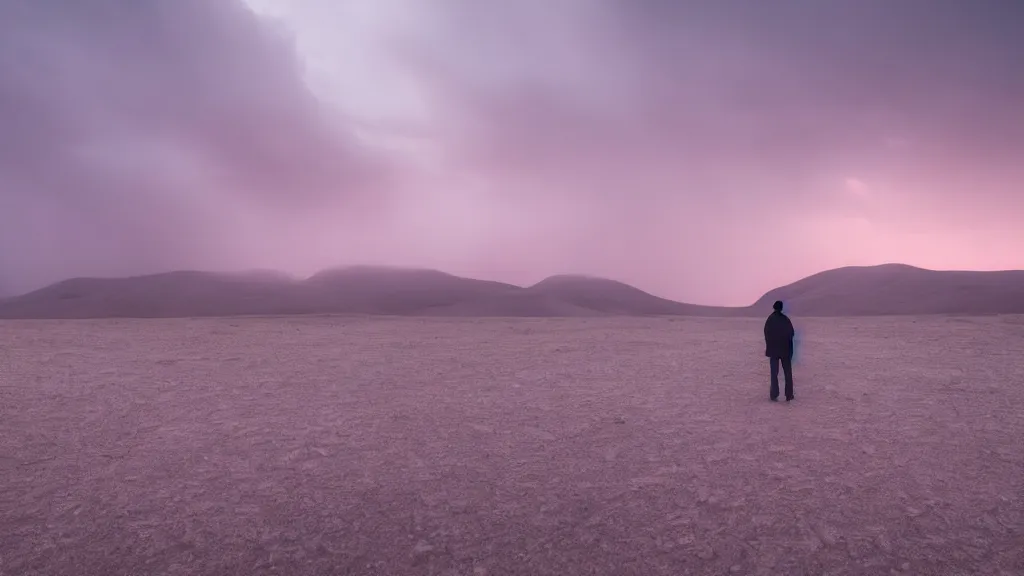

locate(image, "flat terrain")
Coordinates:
1 315 1022 575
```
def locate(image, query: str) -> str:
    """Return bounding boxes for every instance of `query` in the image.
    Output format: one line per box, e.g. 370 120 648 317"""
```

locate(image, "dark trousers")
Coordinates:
769 356 794 400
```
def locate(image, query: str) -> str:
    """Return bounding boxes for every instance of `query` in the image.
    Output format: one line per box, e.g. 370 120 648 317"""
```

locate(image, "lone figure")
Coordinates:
764 300 795 402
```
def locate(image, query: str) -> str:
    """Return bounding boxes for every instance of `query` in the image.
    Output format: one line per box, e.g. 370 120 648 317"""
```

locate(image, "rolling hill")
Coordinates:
0 263 1021 319
0 270 317 319
307 266 519 315
423 275 737 317
753 263 1024 316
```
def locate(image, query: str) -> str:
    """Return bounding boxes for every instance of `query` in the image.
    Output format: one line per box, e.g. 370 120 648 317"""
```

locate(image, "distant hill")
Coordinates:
0 263 1022 319
753 264 1024 316
307 266 519 315
426 274 737 317
0 270 317 318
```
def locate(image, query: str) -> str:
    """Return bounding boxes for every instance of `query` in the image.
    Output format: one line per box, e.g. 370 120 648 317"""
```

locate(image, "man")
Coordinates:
764 300 795 402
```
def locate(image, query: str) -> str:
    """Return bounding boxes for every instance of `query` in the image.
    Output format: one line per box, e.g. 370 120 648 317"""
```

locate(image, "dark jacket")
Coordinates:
764 311 795 358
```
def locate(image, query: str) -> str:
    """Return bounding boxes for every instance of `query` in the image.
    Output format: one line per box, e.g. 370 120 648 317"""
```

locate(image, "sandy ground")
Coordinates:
1 315 1022 576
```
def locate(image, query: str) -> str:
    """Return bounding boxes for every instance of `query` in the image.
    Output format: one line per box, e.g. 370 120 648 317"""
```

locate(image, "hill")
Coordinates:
0 267 520 319
306 266 519 315
0 270 318 319
0 263 1022 318
753 263 1024 316
425 274 737 317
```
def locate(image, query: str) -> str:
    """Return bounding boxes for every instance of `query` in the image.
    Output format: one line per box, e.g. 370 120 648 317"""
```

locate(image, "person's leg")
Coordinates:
769 357 780 400
782 355 794 400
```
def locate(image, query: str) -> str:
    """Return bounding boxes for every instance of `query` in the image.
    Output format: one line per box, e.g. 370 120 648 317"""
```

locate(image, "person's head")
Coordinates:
773 300 784 312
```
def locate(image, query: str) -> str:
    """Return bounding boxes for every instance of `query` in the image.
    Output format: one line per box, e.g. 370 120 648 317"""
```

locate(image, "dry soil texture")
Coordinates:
1 315 1023 576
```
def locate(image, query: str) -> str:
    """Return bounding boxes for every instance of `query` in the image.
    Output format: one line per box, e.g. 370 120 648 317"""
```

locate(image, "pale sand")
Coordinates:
1 315 1022 575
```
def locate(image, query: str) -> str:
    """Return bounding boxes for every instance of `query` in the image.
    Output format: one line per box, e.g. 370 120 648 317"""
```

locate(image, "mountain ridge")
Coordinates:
0 263 1022 319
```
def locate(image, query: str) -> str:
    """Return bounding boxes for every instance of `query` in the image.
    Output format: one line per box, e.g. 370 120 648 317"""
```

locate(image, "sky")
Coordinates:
1 0 1022 305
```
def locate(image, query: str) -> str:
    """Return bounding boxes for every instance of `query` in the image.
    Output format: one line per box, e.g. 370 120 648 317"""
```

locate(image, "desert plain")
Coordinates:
1 314 1022 575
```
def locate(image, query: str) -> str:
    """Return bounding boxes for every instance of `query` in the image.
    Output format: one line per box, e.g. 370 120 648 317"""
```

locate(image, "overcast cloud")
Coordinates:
1 0 1021 304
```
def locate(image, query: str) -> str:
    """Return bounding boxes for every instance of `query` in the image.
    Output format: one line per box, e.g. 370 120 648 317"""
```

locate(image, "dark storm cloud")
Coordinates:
0 0 385 292
2 0 1022 304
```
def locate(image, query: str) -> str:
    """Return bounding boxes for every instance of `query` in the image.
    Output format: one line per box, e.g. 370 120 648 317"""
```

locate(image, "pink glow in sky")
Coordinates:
1 0 1022 304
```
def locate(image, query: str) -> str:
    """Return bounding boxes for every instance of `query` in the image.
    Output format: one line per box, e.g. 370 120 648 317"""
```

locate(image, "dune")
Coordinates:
1 263 1023 319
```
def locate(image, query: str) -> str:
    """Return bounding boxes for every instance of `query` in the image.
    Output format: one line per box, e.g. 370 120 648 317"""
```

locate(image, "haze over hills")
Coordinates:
0 264 1022 319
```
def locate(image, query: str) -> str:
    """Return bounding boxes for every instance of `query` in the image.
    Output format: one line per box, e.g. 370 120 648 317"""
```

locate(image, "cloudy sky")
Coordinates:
1 0 1022 304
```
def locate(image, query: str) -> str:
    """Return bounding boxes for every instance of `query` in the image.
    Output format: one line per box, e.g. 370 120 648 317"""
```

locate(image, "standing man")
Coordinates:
764 300 795 402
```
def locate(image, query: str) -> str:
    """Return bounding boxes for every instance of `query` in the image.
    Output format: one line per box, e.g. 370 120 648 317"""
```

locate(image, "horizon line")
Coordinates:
5 261 1024 308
